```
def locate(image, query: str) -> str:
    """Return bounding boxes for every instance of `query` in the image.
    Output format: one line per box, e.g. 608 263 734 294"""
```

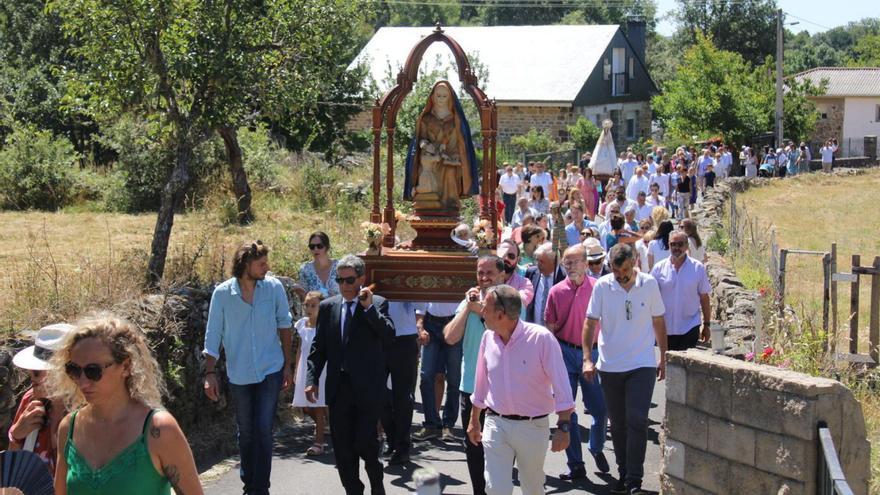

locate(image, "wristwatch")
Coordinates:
556 421 571 433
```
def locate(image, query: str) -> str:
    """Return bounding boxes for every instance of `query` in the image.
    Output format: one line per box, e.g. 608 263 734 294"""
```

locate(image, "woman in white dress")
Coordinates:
681 218 707 264
744 148 758 178
292 291 328 455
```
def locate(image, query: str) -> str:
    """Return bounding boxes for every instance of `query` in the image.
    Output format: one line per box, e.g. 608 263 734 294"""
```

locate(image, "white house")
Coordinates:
793 67 880 154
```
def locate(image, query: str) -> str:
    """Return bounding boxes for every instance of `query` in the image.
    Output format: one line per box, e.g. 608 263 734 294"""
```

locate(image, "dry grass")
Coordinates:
736 168 880 491
0 161 378 335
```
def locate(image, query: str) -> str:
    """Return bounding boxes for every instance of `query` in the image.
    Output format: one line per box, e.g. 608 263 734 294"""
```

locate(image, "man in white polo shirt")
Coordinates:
618 153 639 184
498 164 521 226
650 230 712 351
820 139 838 173
582 243 667 495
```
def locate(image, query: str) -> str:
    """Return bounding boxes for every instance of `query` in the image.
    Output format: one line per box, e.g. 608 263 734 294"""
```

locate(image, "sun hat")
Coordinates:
12 323 75 371
585 242 606 261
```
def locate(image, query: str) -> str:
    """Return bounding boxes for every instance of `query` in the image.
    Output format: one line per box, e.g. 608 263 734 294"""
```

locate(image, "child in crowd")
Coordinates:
7 323 73 474
292 291 328 456
688 167 698 207
704 163 717 191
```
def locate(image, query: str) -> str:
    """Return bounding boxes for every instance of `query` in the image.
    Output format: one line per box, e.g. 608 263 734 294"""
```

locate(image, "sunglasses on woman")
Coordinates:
308 243 325 250
65 361 116 382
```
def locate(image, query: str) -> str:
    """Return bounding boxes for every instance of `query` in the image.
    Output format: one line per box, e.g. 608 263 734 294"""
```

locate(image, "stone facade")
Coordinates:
346 99 653 147
662 350 871 495
810 97 845 145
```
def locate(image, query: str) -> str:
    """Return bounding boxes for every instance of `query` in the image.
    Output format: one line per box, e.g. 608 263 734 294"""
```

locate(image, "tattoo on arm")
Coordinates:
163 464 181 492
150 425 161 439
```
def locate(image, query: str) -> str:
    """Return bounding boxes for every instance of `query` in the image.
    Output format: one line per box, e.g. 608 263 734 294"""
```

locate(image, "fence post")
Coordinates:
778 248 787 317
831 243 838 352
850 255 861 354
822 253 831 344
870 256 880 365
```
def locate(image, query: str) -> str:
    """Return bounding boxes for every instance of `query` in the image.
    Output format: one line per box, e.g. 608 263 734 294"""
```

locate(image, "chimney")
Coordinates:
625 16 646 63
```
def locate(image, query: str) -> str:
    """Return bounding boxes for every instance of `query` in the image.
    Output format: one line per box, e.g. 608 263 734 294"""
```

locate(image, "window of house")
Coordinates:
629 57 634 79
626 118 635 139
876 104 880 122
604 58 610 80
821 112 828 120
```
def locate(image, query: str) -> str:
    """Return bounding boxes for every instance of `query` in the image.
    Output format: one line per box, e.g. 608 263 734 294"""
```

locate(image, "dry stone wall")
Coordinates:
661 350 871 494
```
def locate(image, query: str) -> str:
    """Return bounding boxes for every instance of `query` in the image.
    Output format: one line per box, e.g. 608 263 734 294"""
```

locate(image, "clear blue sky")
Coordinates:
654 0 878 37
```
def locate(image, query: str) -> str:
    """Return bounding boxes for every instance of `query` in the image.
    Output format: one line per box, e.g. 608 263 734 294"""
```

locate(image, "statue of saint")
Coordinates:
403 81 479 214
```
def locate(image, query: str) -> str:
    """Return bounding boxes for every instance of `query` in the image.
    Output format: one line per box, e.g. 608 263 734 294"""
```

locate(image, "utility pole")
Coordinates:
775 8 784 148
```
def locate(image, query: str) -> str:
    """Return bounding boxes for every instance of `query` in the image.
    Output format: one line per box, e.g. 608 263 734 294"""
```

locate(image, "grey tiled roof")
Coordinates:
351 25 621 104
793 67 880 97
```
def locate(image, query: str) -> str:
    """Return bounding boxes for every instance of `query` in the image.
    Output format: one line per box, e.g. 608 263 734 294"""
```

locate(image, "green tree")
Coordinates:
848 34 880 66
50 0 369 285
653 33 772 145
510 129 557 155
653 33 822 147
568 117 601 151
672 0 777 66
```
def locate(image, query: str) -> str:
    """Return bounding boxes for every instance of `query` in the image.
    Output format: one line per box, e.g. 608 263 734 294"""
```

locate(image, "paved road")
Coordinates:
204 370 666 495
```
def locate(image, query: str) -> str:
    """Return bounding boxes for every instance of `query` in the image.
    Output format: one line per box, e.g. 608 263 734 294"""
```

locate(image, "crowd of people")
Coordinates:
13 139 822 495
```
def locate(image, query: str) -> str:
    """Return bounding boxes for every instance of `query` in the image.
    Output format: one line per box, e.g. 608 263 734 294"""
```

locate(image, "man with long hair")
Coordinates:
203 240 293 495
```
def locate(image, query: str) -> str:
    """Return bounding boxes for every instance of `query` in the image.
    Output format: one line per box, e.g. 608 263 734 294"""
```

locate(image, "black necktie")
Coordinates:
343 300 355 344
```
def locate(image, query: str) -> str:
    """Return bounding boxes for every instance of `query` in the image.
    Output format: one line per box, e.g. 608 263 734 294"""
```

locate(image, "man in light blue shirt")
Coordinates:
564 202 598 247
203 240 293 495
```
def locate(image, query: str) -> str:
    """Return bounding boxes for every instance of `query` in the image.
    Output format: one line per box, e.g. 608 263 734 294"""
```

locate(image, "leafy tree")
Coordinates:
510 129 557 155
0 1 94 152
568 117 601 151
50 0 370 286
848 34 880 67
653 33 822 147
672 0 777 66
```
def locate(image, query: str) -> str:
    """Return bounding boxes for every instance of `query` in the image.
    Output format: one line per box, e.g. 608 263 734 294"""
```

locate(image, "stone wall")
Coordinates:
809 97 845 145
0 284 303 463
661 350 871 495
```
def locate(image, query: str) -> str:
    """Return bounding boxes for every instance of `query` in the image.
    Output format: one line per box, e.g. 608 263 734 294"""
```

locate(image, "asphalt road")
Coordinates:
205 366 666 495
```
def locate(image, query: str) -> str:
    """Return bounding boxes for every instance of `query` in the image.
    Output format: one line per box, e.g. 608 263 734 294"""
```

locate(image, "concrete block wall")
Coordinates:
661 350 871 495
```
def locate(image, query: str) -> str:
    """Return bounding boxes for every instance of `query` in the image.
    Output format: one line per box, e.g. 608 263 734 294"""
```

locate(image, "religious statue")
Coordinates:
403 81 479 214
589 119 617 177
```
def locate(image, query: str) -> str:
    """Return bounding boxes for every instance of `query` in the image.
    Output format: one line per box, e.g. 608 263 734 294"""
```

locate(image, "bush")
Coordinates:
238 124 285 190
95 116 171 212
567 117 601 152
509 128 556 155
299 159 339 210
0 126 80 210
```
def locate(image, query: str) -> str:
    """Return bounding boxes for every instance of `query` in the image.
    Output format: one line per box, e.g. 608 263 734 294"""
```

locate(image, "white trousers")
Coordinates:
482 415 549 495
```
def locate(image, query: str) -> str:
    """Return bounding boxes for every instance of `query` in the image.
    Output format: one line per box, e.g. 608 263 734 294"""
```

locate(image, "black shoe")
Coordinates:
592 451 610 473
628 485 647 495
383 446 395 457
610 478 628 494
412 427 440 441
559 466 587 481
388 452 410 465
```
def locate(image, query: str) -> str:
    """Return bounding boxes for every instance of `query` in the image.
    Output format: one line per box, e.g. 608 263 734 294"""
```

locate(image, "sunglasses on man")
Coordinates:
335 276 358 285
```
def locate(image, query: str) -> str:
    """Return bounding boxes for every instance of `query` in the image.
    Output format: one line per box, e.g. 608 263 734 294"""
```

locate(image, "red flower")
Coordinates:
761 346 774 360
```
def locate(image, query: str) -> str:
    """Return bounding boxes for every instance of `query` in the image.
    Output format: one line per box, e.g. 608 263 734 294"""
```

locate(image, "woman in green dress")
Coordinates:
50 314 203 495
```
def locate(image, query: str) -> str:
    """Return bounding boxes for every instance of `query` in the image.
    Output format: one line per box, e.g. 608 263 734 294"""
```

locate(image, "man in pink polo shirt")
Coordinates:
467 285 574 495
544 245 609 481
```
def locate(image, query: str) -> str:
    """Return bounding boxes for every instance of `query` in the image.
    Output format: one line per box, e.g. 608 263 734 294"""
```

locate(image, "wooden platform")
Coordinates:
363 250 478 302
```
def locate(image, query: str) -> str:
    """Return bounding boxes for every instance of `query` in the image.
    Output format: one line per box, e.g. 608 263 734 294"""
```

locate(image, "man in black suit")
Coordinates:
307 254 396 495
525 242 566 325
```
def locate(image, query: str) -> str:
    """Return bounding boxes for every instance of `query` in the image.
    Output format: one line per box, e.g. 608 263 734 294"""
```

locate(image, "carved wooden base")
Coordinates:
406 214 466 251
363 250 477 302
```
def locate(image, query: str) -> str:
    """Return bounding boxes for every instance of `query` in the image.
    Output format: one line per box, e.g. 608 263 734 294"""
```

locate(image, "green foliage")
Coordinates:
238 125 285 190
0 125 79 210
672 0 777 66
653 33 821 146
300 160 340 210
510 129 557 155
567 117 601 152
848 34 880 66
95 116 170 213
706 223 728 256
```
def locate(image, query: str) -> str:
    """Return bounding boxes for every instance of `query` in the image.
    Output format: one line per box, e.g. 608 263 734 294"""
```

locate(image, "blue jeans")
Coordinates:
229 370 283 495
560 344 607 470
419 314 462 429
